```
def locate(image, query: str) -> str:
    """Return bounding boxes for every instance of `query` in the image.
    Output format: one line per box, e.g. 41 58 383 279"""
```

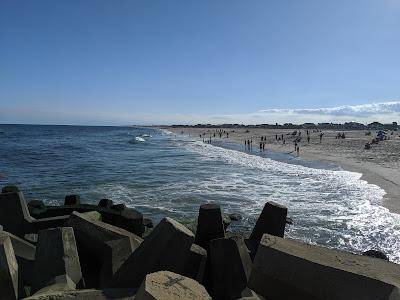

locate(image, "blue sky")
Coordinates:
1 0 400 125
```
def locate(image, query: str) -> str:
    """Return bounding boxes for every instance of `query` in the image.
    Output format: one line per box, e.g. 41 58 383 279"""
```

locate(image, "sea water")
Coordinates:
0 124 399 262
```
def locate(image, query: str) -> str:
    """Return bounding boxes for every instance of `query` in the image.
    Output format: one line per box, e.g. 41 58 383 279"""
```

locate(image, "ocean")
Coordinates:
1 124 399 262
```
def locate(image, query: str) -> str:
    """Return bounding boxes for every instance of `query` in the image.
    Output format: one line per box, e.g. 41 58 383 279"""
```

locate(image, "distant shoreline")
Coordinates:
164 126 400 215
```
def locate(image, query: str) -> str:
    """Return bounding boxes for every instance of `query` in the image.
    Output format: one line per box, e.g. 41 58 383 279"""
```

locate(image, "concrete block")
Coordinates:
23 288 137 299
65 211 142 288
112 217 194 288
1 185 19 193
28 202 144 237
32 227 83 293
64 195 80 206
183 243 207 283
1 231 36 287
0 192 36 236
81 211 102 221
249 201 287 243
33 274 76 295
98 198 114 209
24 233 38 244
363 249 389 261
0 234 18 300
135 271 211 300
194 204 225 250
0 192 68 238
237 289 264 300
102 207 144 236
209 236 253 300
111 203 126 211
248 234 400 300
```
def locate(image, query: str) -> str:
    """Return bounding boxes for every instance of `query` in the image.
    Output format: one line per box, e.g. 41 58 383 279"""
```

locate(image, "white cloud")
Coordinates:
205 101 400 125
259 101 400 117
1 101 400 125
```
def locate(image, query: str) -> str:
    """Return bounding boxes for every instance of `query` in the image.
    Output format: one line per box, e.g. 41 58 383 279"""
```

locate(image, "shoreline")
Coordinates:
163 127 400 215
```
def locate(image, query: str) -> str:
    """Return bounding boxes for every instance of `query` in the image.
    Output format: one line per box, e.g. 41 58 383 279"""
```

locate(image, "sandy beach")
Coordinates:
165 127 400 214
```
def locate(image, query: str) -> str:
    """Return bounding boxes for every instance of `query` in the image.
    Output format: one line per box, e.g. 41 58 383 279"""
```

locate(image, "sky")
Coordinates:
1 0 400 125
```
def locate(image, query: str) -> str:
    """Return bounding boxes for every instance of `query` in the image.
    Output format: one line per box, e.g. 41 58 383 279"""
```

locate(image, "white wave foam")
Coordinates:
183 139 400 262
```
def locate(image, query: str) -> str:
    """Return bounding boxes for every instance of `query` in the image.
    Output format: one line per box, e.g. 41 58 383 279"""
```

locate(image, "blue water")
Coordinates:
1 124 400 262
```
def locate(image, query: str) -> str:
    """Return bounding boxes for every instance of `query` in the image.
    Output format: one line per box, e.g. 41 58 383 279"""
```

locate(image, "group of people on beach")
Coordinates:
192 128 331 158
200 129 232 144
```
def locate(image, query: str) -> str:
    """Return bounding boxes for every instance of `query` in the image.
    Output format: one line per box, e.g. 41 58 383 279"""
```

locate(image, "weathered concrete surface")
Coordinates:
24 233 38 244
23 288 137 299
33 275 76 295
0 192 68 238
65 211 142 288
32 227 83 293
210 236 253 300
135 271 211 300
2 231 36 261
248 234 400 300
249 201 287 243
1 231 36 288
237 290 264 300
81 210 102 221
194 204 225 250
0 234 18 300
112 217 194 288
183 244 207 283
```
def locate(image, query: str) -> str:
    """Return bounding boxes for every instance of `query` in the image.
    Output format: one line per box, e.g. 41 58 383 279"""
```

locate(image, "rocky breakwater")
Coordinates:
0 185 399 300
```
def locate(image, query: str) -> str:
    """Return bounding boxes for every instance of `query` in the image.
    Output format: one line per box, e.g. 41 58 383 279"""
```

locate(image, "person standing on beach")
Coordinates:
262 143 265 151
307 136 310 143
259 142 262 151
319 132 324 143
281 134 284 140
294 141 297 151
261 136 264 141
297 146 300 155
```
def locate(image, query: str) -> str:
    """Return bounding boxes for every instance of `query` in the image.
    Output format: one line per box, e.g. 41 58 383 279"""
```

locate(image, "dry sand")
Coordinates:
165 127 400 214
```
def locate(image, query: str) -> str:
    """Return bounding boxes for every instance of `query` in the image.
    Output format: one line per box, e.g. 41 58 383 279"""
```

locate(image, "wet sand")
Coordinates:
164 127 400 214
